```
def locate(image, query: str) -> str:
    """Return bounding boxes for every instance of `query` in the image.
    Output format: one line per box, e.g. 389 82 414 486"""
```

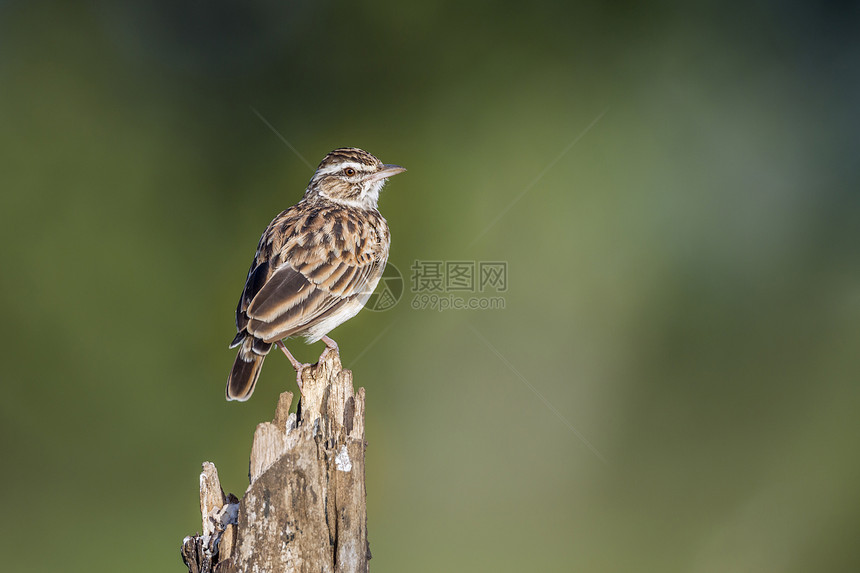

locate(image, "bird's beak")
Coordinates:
368 164 406 182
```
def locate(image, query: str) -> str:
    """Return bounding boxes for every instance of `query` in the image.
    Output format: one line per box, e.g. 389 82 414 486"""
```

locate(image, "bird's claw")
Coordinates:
294 366 308 395
320 335 340 362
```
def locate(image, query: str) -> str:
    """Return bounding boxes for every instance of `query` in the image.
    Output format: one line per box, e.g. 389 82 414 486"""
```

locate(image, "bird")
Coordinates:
226 147 405 401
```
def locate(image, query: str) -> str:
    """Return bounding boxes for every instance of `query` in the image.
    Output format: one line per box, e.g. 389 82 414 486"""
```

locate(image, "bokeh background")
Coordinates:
2 1 859 571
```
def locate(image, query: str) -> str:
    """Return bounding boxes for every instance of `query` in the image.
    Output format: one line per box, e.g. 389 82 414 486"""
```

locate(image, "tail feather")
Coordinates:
226 335 271 401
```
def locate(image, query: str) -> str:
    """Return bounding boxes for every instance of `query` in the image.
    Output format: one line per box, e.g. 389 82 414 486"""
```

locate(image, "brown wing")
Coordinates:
234 259 269 335
235 203 389 344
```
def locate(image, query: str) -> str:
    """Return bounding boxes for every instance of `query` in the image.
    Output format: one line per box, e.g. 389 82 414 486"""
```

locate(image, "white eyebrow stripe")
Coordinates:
316 161 374 176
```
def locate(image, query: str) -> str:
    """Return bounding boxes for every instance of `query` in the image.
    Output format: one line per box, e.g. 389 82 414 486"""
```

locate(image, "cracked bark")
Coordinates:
181 350 370 572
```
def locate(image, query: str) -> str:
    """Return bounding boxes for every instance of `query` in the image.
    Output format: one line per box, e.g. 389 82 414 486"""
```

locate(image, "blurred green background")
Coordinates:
2 1 859 571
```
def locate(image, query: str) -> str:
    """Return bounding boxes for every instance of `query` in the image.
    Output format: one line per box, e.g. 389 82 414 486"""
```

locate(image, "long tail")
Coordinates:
226 334 272 401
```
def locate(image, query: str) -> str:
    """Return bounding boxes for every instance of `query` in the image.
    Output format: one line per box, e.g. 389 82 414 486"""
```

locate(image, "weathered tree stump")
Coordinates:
182 349 370 572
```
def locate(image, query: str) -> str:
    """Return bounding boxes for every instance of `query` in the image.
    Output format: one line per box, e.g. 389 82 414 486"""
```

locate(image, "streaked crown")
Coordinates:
305 147 405 209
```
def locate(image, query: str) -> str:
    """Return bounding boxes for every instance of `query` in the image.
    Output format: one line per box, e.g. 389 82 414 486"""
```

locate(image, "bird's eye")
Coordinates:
344 167 356 176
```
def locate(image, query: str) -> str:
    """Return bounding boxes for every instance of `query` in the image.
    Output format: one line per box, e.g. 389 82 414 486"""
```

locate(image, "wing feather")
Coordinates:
246 264 316 322
232 203 389 344
235 260 269 331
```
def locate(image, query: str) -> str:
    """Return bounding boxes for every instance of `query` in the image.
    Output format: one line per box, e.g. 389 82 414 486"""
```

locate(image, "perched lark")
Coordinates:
226 148 405 401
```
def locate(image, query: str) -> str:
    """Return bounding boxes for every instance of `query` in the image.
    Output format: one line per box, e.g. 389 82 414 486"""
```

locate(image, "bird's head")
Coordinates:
306 147 405 209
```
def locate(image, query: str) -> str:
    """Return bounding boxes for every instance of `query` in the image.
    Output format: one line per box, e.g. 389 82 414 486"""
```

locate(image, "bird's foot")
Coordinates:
319 335 340 362
294 369 305 394
277 340 308 395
